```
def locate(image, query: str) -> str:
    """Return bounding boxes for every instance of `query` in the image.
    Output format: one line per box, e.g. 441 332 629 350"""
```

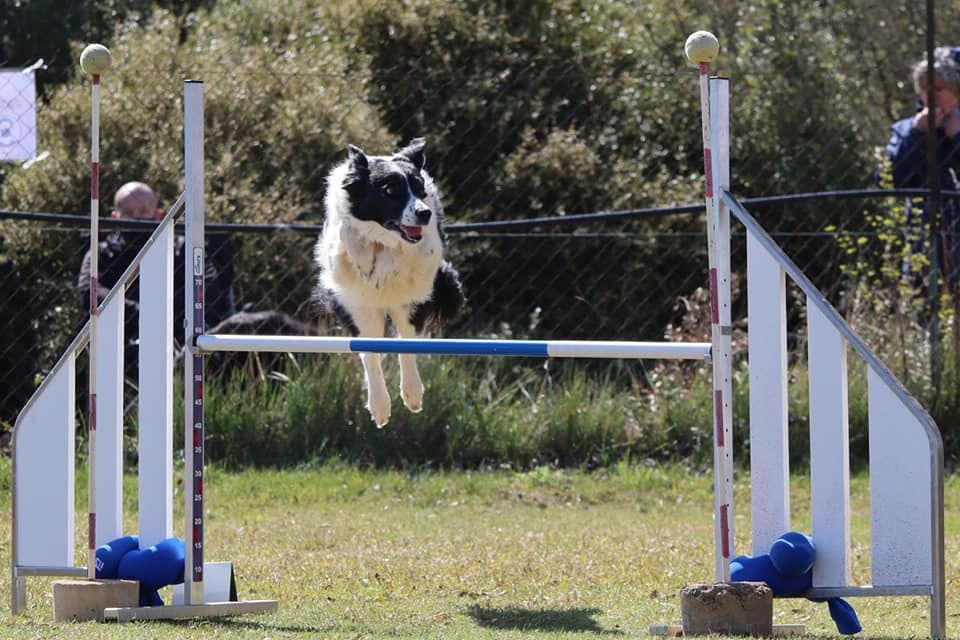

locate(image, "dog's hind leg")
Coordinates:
353 308 391 427
392 308 423 414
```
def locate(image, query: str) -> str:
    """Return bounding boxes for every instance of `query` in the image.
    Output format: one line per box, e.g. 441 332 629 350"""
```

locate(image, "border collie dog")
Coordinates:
315 138 464 427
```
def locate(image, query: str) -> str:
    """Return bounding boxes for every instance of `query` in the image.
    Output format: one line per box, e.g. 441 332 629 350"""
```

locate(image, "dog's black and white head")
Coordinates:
326 138 444 247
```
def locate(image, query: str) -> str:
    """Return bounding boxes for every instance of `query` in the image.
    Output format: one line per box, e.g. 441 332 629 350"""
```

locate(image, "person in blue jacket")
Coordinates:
886 47 960 288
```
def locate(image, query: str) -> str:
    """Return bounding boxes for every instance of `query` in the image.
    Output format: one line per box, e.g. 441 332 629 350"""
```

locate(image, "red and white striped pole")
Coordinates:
685 31 734 582
80 43 113 580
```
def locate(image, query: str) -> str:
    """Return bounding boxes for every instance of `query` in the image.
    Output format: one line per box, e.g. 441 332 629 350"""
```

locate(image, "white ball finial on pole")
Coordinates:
80 44 113 76
684 30 720 65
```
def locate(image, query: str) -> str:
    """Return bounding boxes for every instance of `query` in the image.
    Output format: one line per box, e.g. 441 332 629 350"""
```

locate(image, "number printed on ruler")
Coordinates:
190 246 205 580
191 349 205 580
193 247 204 334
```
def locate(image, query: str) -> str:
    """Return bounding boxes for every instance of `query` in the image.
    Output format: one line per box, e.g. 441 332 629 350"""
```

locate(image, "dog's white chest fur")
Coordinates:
317 218 442 310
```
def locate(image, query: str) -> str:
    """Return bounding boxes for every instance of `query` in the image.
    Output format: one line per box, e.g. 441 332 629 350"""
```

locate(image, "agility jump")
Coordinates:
9 34 946 637
688 33 943 636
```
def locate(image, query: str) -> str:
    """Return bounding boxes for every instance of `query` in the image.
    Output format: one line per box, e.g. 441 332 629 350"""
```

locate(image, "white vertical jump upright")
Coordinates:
138 205 175 549
182 79 206 608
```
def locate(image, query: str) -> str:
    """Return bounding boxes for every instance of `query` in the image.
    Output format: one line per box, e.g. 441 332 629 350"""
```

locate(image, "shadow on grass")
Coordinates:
467 605 623 634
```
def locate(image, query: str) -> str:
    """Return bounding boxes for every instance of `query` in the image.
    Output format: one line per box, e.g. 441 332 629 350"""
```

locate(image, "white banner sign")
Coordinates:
0 70 37 162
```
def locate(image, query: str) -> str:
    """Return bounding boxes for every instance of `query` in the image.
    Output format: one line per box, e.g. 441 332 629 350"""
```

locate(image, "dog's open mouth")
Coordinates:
386 220 423 243
401 225 422 241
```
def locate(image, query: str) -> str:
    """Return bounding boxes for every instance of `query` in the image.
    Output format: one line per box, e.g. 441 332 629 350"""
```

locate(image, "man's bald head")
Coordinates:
112 182 161 220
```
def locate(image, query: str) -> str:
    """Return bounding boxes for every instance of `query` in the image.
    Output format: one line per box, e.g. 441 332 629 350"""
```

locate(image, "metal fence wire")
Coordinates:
2 188 958 430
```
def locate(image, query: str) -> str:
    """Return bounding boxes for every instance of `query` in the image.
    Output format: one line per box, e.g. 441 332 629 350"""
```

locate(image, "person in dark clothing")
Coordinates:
886 48 960 287
77 182 237 348
77 182 309 383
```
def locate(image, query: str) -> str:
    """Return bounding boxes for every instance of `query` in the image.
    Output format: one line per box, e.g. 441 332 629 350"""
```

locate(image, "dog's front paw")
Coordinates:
367 387 391 428
401 377 423 413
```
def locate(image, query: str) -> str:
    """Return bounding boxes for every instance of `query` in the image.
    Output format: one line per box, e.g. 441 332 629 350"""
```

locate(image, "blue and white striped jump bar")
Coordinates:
196 335 712 361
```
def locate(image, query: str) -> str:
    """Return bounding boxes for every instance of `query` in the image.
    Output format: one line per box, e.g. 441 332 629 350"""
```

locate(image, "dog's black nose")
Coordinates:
415 208 431 225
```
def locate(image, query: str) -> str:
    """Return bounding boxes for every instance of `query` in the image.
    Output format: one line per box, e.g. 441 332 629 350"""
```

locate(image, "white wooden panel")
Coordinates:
868 368 933 586
139 222 174 548
15 357 76 566
172 562 233 604
807 299 851 587
95 290 125 545
747 232 790 554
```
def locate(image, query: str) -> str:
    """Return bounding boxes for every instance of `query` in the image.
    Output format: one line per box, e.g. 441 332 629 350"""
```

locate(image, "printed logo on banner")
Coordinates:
0 117 20 147
0 70 37 162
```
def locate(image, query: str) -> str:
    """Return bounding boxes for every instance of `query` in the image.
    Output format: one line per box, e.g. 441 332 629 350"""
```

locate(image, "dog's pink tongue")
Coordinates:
402 225 422 239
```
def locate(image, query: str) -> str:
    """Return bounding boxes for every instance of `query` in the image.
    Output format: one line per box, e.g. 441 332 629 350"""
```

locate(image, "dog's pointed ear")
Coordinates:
343 144 370 197
347 144 369 171
395 138 426 171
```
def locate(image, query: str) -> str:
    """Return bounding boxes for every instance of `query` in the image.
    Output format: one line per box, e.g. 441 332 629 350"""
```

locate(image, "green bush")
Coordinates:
3 3 390 222
354 0 706 219
0 2 391 376
5 0 960 466
6 0 959 223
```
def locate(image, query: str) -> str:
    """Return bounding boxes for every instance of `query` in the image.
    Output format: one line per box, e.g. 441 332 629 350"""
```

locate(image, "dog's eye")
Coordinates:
383 183 401 198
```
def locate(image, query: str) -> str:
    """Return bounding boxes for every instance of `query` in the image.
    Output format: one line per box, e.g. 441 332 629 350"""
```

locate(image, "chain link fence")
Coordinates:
2 1 958 435
3 188 952 430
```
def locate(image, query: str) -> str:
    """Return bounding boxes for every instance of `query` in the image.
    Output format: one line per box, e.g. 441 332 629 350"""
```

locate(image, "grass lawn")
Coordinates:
0 462 955 638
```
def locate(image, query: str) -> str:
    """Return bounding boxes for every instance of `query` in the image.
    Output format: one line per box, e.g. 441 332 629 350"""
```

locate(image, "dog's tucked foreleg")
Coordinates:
354 309 391 427
392 309 423 413
360 352 390 427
